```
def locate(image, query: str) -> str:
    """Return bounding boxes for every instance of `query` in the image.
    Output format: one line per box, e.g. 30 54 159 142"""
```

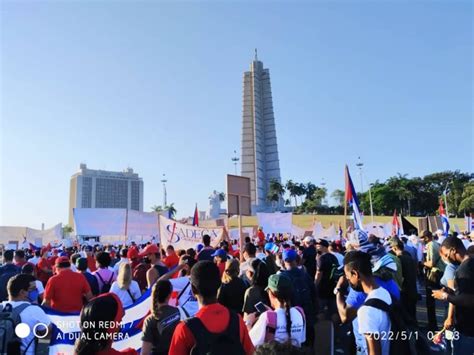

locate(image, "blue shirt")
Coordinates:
346 277 400 308
440 262 458 288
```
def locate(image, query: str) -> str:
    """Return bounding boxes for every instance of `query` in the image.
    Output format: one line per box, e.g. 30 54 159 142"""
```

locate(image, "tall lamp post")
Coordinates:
356 157 374 222
160 174 168 207
231 150 240 175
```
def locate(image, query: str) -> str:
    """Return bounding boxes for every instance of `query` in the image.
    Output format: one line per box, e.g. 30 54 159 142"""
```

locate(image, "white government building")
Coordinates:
69 164 144 226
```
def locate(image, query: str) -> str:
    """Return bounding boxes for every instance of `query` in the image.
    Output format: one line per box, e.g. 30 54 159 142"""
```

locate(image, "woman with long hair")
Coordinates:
110 263 141 307
141 280 184 355
74 293 137 355
242 258 270 316
217 259 247 314
245 273 306 347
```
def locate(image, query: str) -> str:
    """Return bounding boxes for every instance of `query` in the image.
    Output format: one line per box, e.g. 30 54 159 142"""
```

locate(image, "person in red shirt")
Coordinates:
85 246 97 272
14 250 30 268
169 261 254 355
42 256 93 313
127 247 140 270
36 251 53 287
211 249 227 278
257 228 265 248
74 293 137 355
163 245 179 270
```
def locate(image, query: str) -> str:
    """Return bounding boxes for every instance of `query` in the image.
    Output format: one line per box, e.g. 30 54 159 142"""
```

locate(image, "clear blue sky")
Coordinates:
1 1 472 228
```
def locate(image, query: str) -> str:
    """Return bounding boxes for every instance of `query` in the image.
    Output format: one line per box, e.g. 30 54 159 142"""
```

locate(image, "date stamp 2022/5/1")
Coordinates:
370 330 461 341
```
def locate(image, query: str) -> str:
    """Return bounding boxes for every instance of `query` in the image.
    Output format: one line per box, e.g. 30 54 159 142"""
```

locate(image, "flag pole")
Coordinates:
344 165 348 233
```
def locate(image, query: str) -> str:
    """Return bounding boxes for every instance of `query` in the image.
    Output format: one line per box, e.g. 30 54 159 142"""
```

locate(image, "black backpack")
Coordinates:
282 269 314 322
0 303 34 355
184 310 245 355
363 297 430 355
96 272 114 294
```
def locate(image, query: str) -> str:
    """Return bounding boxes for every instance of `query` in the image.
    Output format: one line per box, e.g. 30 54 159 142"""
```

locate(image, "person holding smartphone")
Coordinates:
244 273 306 348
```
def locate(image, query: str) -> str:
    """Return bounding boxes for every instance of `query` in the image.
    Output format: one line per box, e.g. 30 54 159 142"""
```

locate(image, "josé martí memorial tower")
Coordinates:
240 51 283 213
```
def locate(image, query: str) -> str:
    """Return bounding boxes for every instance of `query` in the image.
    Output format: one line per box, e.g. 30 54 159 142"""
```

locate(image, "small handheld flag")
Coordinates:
345 165 363 230
392 210 401 236
192 204 199 227
439 200 450 236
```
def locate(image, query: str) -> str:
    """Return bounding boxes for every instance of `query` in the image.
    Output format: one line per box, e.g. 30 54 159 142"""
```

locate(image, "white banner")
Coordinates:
74 208 126 236
229 227 254 240
257 212 293 234
313 223 338 241
159 215 224 250
127 210 159 236
0 224 63 245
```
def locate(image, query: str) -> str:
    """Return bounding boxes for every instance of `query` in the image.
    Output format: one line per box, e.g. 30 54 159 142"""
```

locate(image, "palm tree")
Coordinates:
331 189 345 207
286 180 298 207
167 203 177 219
151 205 163 212
296 183 307 205
268 179 285 211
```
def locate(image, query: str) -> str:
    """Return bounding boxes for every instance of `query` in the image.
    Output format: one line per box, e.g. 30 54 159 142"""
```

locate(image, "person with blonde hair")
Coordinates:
217 258 247 314
110 263 141 307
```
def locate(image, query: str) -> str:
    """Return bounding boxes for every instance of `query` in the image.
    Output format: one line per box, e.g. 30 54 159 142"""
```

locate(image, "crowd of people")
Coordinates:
0 227 473 355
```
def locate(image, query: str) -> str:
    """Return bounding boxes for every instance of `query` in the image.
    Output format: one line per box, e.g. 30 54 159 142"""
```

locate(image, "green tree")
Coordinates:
285 180 298 207
267 179 285 211
151 205 163 212
331 189 345 207
458 182 474 214
62 225 73 237
167 203 177 219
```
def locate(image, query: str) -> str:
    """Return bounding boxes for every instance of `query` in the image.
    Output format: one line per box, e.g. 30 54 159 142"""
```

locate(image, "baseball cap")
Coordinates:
139 244 160 257
264 242 275 251
211 249 227 258
303 236 314 244
55 256 70 266
282 249 297 262
316 239 329 248
127 248 139 259
265 273 292 293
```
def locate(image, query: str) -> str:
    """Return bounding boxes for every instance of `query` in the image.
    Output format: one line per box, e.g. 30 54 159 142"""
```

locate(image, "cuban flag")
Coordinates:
392 210 401 236
44 277 197 354
345 165 363 230
192 204 199 227
439 200 450 236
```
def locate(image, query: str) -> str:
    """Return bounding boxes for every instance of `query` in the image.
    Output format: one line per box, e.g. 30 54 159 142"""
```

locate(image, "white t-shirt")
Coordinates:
249 307 306 347
110 280 141 307
358 287 392 355
28 256 40 265
35 280 44 296
0 301 51 355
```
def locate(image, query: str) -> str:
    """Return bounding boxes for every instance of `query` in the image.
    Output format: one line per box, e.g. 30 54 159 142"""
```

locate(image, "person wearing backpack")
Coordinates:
110 263 141 307
141 279 185 355
0 250 20 302
344 251 392 355
93 251 116 294
169 261 255 355
280 249 316 348
43 256 93 312
0 274 51 355
246 273 306 347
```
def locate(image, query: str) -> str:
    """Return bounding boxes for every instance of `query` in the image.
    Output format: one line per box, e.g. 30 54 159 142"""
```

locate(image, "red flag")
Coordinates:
392 210 400 236
192 204 199 227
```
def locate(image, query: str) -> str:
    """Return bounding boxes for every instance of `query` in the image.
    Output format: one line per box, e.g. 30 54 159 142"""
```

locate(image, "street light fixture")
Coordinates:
160 174 168 207
231 150 240 175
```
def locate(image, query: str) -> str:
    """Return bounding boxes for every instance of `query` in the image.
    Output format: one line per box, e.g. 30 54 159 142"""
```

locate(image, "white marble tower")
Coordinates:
241 51 282 213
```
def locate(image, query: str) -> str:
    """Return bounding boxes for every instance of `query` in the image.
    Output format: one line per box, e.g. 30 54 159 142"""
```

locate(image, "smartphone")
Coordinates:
254 301 268 313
